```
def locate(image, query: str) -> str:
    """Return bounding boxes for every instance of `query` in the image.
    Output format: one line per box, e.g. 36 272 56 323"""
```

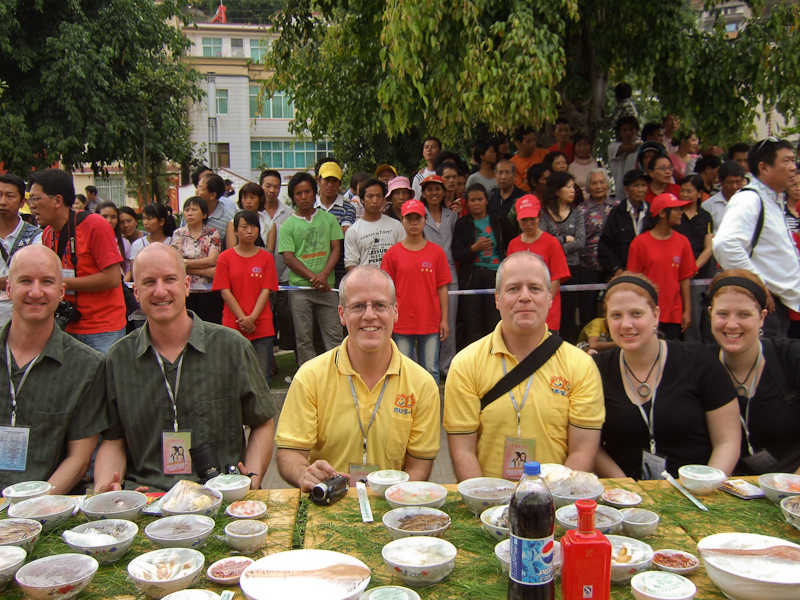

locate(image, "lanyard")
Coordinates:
6 344 40 428
622 351 662 454
501 356 535 439
348 375 390 466
736 346 763 456
154 350 184 432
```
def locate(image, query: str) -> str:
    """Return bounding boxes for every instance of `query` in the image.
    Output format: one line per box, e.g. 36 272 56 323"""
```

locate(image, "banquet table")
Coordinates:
2 477 798 599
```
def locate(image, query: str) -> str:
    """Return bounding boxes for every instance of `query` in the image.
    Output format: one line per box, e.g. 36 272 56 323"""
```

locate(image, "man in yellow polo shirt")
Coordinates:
275 265 441 492
444 252 604 481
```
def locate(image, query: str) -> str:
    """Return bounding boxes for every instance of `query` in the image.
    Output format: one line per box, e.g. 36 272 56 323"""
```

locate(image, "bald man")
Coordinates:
94 243 277 492
0 245 106 493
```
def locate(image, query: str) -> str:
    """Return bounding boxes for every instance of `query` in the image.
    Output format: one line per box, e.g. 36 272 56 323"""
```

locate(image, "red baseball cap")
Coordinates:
515 194 541 220
400 199 426 217
649 193 690 216
420 174 445 188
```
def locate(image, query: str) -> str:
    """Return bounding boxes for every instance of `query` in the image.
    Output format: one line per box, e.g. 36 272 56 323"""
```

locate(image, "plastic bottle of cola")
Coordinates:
508 461 556 600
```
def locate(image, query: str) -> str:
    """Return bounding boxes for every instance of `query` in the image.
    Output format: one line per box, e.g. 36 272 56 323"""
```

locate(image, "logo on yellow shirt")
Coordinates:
550 376 570 397
394 393 416 415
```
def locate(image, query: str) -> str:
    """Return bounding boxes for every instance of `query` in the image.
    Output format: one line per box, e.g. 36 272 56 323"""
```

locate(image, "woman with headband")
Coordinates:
708 270 800 474
593 272 740 479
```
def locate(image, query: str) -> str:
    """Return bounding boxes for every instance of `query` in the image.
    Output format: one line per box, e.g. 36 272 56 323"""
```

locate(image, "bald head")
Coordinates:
339 265 396 307
133 243 185 286
9 245 62 285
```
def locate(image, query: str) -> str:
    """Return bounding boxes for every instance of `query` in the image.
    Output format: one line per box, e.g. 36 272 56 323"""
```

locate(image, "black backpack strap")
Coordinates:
740 186 765 257
480 335 564 411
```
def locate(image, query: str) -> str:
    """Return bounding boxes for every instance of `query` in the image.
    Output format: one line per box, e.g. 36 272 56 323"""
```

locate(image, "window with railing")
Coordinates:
231 39 244 57
251 140 334 170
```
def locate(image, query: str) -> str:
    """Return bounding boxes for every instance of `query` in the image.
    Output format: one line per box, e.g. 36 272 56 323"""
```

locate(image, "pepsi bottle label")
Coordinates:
509 533 554 584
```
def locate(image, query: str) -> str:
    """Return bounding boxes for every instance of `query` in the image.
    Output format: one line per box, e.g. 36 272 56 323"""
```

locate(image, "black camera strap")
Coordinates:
52 209 87 269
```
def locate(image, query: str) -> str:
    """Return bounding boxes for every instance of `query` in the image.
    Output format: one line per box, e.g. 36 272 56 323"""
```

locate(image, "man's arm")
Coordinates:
64 263 121 292
448 433 483 482
276 448 345 492
309 239 341 289
713 191 761 273
403 454 433 482
282 251 317 281
239 418 275 490
563 425 601 472
680 277 692 332
47 435 98 495
94 438 128 493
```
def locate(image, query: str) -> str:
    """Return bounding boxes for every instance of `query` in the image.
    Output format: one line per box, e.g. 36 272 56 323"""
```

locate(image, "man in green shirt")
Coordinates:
0 245 106 494
94 243 276 492
278 172 344 366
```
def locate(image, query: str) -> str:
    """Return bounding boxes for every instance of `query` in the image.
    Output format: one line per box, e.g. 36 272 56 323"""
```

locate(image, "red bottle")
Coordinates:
560 499 611 600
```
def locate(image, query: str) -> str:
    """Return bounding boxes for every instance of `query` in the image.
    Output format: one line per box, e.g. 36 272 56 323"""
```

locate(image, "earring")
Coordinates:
653 326 658 334
759 328 763 337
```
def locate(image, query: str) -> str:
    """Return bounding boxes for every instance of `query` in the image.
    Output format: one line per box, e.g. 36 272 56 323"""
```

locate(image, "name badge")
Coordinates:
163 431 192 475
641 450 667 481
62 269 75 279
349 463 378 485
742 448 779 474
0 425 30 471
503 437 537 481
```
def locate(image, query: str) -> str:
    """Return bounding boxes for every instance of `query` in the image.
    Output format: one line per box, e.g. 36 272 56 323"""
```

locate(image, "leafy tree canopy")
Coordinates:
265 0 800 171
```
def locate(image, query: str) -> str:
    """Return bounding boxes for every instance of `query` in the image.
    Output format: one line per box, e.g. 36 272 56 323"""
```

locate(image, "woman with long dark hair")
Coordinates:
130 203 177 276
225 182 276 251
118 206 144 245
96 201 131 278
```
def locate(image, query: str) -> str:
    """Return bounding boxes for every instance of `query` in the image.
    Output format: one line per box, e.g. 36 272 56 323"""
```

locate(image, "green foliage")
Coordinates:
0 0 204 202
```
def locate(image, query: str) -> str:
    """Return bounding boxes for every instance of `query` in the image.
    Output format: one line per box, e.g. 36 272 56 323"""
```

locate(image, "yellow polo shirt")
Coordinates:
444 323 604 478
275 337 441 473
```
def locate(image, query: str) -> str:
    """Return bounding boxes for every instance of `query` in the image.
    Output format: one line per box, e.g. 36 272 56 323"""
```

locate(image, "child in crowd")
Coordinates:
213 211 279 384
381 199 451 384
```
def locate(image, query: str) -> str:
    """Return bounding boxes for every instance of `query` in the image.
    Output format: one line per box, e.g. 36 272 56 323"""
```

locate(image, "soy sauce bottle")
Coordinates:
508 461 556 600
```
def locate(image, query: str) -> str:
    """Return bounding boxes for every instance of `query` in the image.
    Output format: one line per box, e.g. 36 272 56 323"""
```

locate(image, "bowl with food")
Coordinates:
601 488 643 509
384 482 447 510
225 500 267 520
556 503 623 535
162 591 220 600
367 470 410 498
127 548 205 599
677 465 727 496
62 519 138 564
145 515 215 550
382 507 451 540
542 468 605 509
81 490 147 521
159 480 223 517
2 481 52 504
0 518 42 551
780 495 800 533
652 549 699 575
480 504 510 542
630 571 696 600
0 546 26 591
225 520 268 553
7 495 77 532
204 474 251 503
15 554 99 600
206 556 254 585
607 535 654 584
697 532 800 600
758 473 800 505
620 508 660 539
456 477 516 516
382 536 457 588
360 587 420 600
494 538 562 579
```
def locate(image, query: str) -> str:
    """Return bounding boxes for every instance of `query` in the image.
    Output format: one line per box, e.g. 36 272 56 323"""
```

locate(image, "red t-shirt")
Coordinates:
43 213 125 335
548 142 574 164
212 248 278 340
381 241 451 335
645 183 681 205
507 233 571 331
626 231 697 324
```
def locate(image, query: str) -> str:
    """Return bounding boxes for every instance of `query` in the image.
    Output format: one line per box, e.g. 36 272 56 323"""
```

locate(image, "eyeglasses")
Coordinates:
27 194 54 205
344 301 394 314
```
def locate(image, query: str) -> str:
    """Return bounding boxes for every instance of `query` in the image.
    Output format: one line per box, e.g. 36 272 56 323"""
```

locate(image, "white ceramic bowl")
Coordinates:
367 470 410 498
8 495 77 532
359 587 420 600
0 546 26 591
204 474 251 502
62 519 138 564
206 556 253 585
81 490 147 521
225 519 268 553
556 503 623 535
652 549 699 575
127 548 205 599
2 481 52 504
382 506 451 540
240 549 371 600
601 488 643 509
677 465 726 496
456 477 515 516
160 483 223 517
550 478 605 509
382 536 457 588
631 571 696 600
145 515 215 549
15 554 98 600
621 508 660 539
607 535 654 584
494 538 562 579
780 495 800 533
225 500 267 520
384 482 447 510
758 472 800 505
697 532 800 600
162 590 220 600
0 518 42 551
480 504 509 542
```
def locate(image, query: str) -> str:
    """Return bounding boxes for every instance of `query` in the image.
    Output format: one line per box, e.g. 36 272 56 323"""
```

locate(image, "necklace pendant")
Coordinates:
735 384 749 397
637 383 652 398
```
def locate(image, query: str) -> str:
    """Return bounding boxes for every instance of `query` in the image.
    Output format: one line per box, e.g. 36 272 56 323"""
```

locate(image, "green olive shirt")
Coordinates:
103 312 276 491
0 322 107 488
